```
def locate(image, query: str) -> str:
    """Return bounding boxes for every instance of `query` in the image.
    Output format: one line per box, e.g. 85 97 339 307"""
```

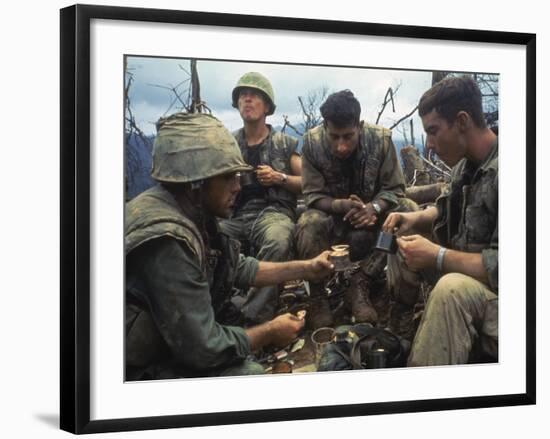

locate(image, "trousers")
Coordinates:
408 273 498 366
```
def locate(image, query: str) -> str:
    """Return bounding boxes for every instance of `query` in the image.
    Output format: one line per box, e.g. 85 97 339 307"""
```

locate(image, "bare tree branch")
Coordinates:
389 105 419 130
420 154 451 178
148 82 188 111
375 84 401 124
282 114 304 136
178 64 190 76
297 86 329 132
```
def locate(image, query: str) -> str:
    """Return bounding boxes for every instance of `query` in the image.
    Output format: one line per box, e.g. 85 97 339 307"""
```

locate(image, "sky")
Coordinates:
125 56 432 145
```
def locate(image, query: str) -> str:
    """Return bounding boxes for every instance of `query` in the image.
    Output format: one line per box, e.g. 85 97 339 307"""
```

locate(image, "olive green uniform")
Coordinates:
219 127 299 324
125 185 264 380
296 122 414 283
408 140 499 366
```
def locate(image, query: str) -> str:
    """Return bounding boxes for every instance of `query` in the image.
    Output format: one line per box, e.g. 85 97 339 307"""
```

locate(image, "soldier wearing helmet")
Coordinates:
125 113 333 380
219 72 303 326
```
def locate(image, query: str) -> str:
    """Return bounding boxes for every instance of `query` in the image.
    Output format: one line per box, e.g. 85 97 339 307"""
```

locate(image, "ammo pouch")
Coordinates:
317 324 410 371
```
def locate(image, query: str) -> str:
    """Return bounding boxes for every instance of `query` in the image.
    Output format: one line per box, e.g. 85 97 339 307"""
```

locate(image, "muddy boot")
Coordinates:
388 302 416 341
346 272 378 324
307 285 333 330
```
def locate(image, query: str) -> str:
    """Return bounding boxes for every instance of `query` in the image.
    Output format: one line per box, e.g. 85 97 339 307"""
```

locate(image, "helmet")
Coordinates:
231 72 276 116
151 112 252 183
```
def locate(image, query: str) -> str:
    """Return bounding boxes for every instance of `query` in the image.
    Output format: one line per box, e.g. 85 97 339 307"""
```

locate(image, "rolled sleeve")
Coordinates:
287 135 300 157
138 238 251 371
234 254 260 289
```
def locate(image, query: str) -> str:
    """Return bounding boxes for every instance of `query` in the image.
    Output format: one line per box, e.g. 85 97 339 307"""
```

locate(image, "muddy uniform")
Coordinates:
408 139 499 366
125 185 264 380
296 122 412 279
219 127 299 324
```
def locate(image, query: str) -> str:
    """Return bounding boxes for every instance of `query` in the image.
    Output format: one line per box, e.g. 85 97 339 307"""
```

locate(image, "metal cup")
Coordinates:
329 244 352 271
374 231 398 254
311 327 335 368
366 348 387 369
240 171 255 186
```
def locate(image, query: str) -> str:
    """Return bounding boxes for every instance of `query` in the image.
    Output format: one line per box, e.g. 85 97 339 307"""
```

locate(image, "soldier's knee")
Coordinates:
260 234 293 259
295 209 332 258
297 209 328 227
296 210 329 240
430 273 473 304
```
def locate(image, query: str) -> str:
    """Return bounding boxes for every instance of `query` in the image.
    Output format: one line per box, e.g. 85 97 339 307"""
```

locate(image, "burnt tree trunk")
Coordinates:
400 145 431 186
406 183 446 205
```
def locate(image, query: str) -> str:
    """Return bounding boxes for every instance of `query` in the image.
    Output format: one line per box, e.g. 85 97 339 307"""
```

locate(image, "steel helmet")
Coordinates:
231 72 276 116
151 112 252 183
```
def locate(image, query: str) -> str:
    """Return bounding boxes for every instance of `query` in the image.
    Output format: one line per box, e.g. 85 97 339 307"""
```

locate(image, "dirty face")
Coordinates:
421 109 466 167
201 171 241 218
238 88 270 122
325 121 361 160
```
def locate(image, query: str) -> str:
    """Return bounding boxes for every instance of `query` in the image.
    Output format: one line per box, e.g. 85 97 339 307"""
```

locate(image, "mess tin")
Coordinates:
239 171 256 186
374 231 398 254
329 244 352 271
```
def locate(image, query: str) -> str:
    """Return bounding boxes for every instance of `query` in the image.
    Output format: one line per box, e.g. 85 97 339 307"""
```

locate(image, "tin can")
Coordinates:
366 348 387 368
374 231 397 254
329 244 352 271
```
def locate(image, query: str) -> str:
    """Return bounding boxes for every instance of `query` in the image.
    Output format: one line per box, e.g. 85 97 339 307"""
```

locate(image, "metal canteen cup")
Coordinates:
329 244 352 271
374 231 398 254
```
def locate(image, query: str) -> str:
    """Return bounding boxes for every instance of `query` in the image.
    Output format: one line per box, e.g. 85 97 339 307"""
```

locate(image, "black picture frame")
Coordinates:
60 4 536 434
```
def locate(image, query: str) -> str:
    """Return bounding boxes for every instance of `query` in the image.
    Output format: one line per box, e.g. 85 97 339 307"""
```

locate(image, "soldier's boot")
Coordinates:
388 302 416 341
346 272 378 324
307 284 333 330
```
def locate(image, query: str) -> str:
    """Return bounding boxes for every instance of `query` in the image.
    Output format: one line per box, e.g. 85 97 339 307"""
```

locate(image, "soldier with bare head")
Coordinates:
296 89 418 333
219 72 303 326
383 75 499 365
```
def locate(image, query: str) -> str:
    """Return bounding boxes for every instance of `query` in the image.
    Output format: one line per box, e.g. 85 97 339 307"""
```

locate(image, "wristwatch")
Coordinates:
281 173 288 183
371 200 382 214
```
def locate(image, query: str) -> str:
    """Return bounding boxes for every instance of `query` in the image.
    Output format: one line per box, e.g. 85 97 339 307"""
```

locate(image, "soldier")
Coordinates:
125 113 333 380
219 72 302 325
296 89 417 331
383 75 498 365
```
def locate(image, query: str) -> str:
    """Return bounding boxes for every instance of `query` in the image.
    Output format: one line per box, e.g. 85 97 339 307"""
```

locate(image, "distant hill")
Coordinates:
126 132 155 200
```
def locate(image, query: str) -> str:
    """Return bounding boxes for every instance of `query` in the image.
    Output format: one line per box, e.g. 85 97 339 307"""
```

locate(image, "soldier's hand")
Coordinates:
256 165 281 186
332 196 363 215
383 212 417 236
344 201 377 228
396 235 439 271
268 313 305 347
304 250 334 281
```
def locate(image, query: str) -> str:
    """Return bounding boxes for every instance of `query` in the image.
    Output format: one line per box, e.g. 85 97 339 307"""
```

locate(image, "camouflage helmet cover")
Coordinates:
151 112 252 183
231 71 276 116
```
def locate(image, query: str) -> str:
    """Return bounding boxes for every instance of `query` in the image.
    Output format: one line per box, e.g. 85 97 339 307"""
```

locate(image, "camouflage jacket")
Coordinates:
433 139 498 292
233 126 299 219
125 184 259 379
301 122 406 208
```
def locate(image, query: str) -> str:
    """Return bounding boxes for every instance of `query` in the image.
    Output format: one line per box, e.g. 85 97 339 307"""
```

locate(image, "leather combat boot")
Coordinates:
346 271 378 324
307 284 333 330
